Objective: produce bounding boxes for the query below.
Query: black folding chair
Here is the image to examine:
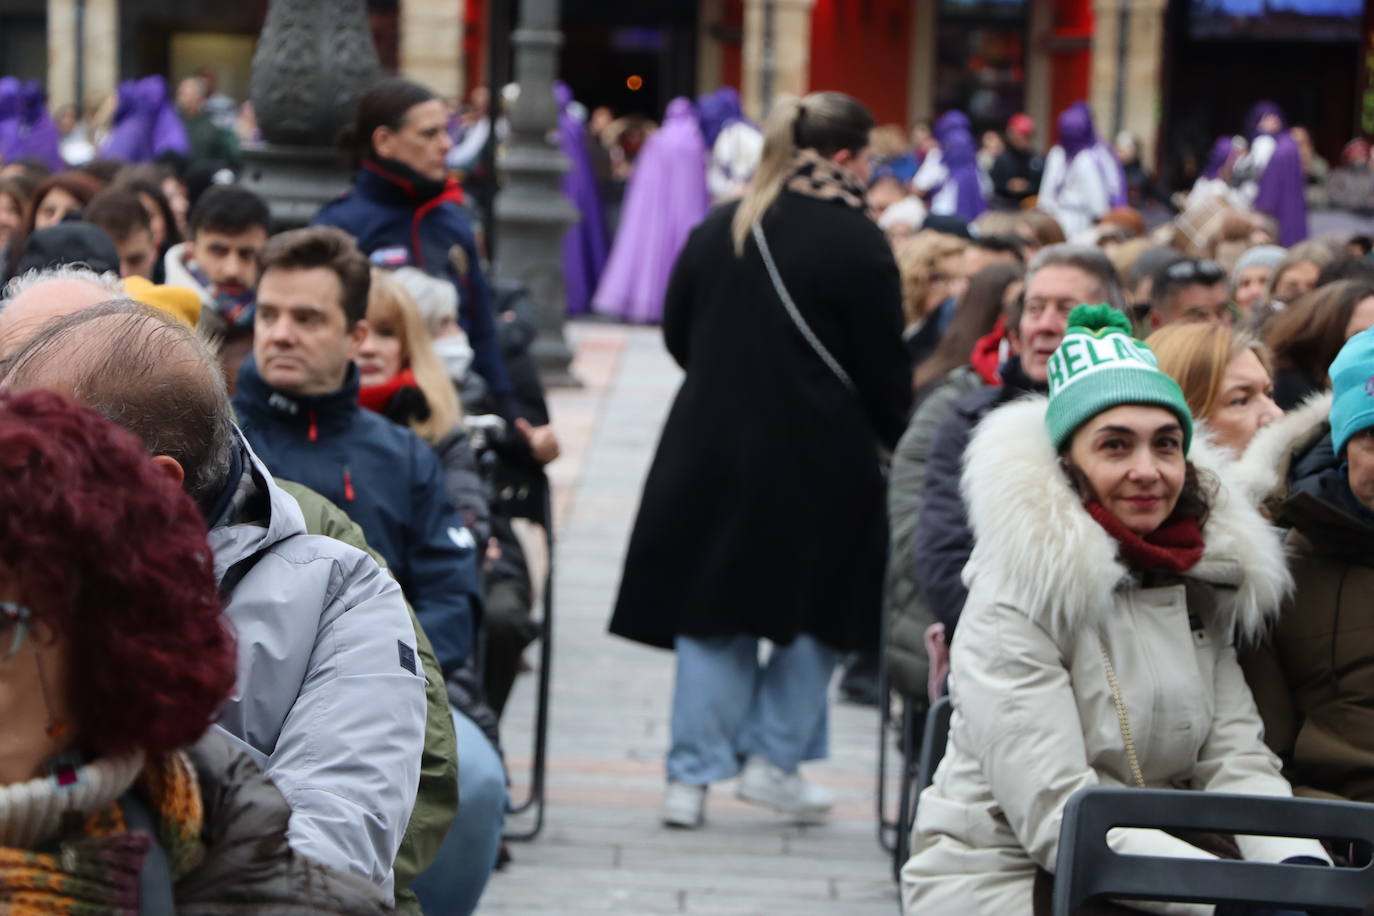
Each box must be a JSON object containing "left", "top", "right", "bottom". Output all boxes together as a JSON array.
[
  {"left": 1054, "top": 787, "right": 1374, "bottom": 915},
  {"left": 503, "top": 480, "right": 554, "bottom": 842}
]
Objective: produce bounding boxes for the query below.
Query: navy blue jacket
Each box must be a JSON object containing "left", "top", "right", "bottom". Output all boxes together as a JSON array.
[
  {"left": 313, "top": 162, "right": 513, "bottom": 407},
  {"left": 233, "top": 357, "right": 480, "bottom": 675},
  {"left": 912, "top": 358, "right": 1042, "bottom": 636}
]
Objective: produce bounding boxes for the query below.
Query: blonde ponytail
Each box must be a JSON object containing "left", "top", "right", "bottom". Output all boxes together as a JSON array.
[
  {"left": 729, "top": 92, "right": 876, "bottom": 256},
  {"left": 731, "top": 95, "right": 805, "bottom": 256}
]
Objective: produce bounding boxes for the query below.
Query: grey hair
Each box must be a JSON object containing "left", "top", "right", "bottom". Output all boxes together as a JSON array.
[
  {"left": 392, "top": 265, "right": 458, "bottom": 335},
  {"left": 1025, "top": 243, "right": 1128, "bottom": 312},
  {"left": 0, "top": 299, "right": 237, "bottom": 514},
  {"left": 1, "top": 266, "right": 121, "bottom": 309}
]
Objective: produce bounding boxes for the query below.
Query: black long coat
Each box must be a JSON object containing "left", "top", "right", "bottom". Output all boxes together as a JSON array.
[{"left": 609, "top": 192, "right": 912, "bottom": 653}]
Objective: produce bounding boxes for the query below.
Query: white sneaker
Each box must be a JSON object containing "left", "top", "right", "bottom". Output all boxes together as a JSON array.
[
  {"left": 736, "top": 757, "right": 834, "bottom": 818},
  {"left": 661, "top": 781, "right": 707, "bottom": 828}
]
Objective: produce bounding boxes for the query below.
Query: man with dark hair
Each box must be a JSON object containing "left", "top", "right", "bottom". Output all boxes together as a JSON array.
[
  {"left": 990, "top": 113, "right": 1043, "bottom": 208},
  {"left": 163, "top": 183, "right": 272, "bottom": 383},
  {"left": 82, "top": 188, "right": 155, "bottom": 279},
  {"left": 1149, "top": 256, "right": 1232, "bottom": 330},
  {"left": 0, "top": 297, "right": 432, "bottom": 904},
  {"left": 232, "top": 226, "right": 506, "bottom": 911}
]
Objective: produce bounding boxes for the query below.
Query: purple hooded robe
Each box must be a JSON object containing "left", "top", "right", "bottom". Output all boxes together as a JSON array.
[
  {"left": 1247, "top": 101, "right": 1307, "bottom": 247},
  {"left": 1067, "top": 101, "right": 1127, "bottom": 207},
  {"left": 100, "top": 76, "right": 188, "bottom": 163},
  {"left": 0, "top": 78, "right": 22, "bottom": 164},
  {"left": 698, "top": 87, "right": 750, "bottom": 148},
  {"left": 17, "top": 82, "right": 63, "bottom": 171},
  {"left": 592, "top": 97, "right": 709, "bottom": 324},
  {"left": 554, "top": 81, "right": 609, "bottom": 316},
  {"left": 937, "top": 131, "right": 987, "bottom": 221}
]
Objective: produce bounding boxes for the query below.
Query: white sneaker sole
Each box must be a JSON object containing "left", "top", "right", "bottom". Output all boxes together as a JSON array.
[{"left": 736, "top": 782, "right": 833, "bottom": 819}]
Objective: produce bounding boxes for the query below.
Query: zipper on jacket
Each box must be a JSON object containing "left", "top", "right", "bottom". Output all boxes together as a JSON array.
[
  {"left": 308, "top": 411, "right": 319, "bottom": 442},
  {"left": 343, "top": 466, "right": 356, "bottom": 503}
]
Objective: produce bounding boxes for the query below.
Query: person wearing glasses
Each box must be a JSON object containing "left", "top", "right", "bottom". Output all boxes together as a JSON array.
[
  {"left": 0, "top": 389, "right": 387, "bottom": 913},
  {"left": 1147, "top": 257, "right": 1233, "bottom": 331}
]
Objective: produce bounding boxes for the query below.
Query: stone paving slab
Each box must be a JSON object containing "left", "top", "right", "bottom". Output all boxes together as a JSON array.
[{"left": 480, "top": 322, "right": 901, "bottom": 915}]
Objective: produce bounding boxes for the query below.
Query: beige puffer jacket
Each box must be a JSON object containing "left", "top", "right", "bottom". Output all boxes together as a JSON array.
[{"left": 900, "top": 396, "right": 1328, "bottom": 916}]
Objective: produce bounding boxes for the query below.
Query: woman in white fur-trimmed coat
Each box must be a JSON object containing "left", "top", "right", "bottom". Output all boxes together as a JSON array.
[{"left": 900, "top": 305, "right": 1328, "bottom": 915}]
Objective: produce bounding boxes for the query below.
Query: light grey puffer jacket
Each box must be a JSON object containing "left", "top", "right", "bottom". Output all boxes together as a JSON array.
[{"left": 209, "top": 438, "right": 428, "bottom": 901}]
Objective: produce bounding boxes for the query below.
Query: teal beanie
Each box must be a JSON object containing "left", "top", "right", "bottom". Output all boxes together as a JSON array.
[
  {"left": 1044, "top": 304, "right": 1194, "bottom": 452},
  {"left": 1329, "top": 325, "right": 1374, "bottom": 457}
]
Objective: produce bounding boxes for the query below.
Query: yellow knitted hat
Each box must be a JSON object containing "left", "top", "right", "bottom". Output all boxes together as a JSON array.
[{"left": 122, "top": 276, "right": 202, "bottom": 328}]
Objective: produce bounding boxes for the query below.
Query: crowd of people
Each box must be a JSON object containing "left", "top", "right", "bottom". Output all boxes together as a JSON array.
[
  {"left": 0, "top": 74, "right": 560, "bottom": 915},
  {"left": 7, "top": 57, "right": 1374, "bottom": 914},
  {"left": 605, "top": 85, "right": 1374, "bottom": 915}
]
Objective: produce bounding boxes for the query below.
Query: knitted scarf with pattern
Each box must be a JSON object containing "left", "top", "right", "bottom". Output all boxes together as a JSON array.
[
  {"left": 0, "top": 750, "right": 204, "bottom": 915},
  {"left": 784, "top": 148, "right": 868, "bottom": 212}
]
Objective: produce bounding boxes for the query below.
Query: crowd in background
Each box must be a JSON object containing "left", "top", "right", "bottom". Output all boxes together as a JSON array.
[{"left": 7, "top": 62, "right": 1374, "bottom": 915}]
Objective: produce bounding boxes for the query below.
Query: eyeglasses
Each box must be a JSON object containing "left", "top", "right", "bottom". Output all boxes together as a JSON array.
[
  {"left": 1163, "top": 258, "right": 1226, "bottom": 285},
  {"left": 0, "top": 602, "right": 31, "bottom": 662}
]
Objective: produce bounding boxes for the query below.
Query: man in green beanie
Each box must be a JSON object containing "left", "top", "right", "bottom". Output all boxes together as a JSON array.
[{"left": 1239, "top": 324, "right": 1374, "bottom": 803}]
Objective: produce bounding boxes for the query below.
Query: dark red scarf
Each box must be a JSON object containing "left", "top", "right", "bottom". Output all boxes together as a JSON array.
[
  {"left": 358, "top": 368, "right": 418, "bottom": 414},
  {"left": 1086, "top": 502, "right": 1205, "bottom": 574}
]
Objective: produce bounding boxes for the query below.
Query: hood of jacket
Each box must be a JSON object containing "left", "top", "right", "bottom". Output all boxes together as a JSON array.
[
  {"left": 959, "top": 395, "right": 1291, "bottom": 642},
  {"left": 162, "top": 242, "right": 211, "bottom": 305},
  {"left": 206, "top": 434, "right": 308, "bottom": 580},
  {"left": 1229, "top": 390, "right": 1334, "bottom": 511}
]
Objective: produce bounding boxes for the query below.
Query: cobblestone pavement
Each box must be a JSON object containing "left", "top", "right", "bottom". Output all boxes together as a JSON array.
[{"left": 480, "top": 322, "right": 901, "bottom": 915}]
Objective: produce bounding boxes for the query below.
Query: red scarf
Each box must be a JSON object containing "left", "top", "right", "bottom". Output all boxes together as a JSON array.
[
  {"left": 358, "top": 368, "right": 418, "bottom": 414},
  {"left": 1086, "top": 501, "right": 1205, "bottom": 574},
  {"left": 969, "top": 316, "right": 1005, "bottom": 385}
]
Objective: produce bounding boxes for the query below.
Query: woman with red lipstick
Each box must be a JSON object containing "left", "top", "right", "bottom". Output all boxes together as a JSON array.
[{"left": 902, "top": 305, "right": 1327, "bottom": 914}]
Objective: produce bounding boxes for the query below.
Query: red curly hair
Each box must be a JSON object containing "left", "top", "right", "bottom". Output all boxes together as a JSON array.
[{"left": 0, "top": 390, "right": 236, "bottom": 757}]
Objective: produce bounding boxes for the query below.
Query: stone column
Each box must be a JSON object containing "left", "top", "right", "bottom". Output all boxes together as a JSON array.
[
  {"left": 492, "top": 0, "right": 579, "bottom": 387},
  {"left": 1089, "top": 0, "right": 1167, "bottom": 171},
  {"left": 741, "top": 0, "right": 815, "bottom": 121},
  {"left": 239, "top": 0, "right": 381, "bottom": 228},
  {"left": 46, "top": 0, "right": 118, "bottom": 112},
  {"left": 906, "top": 0, "right": 936, "bottom": 123},
  {"left": 399, "top": 0, "right": 465, "bottom": 102},
  {"left": 696, "top": 0, "right": 725, "bottom": 97}
]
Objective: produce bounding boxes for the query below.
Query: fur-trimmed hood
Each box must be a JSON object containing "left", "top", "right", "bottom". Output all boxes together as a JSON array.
[
  {"left": 1229, "top": 390, "right": 1333, "bottom": 510},
  {"left": 959, "top": 395, "right": 1292, "bottom": 642}
]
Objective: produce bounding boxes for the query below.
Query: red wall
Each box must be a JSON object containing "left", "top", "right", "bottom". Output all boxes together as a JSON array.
[
  {"left": 807, "top": 0, "right": 911, "bottom": 126},
  {"left": 1047, "top": 0, "right": 1094, "bottom": 142}
]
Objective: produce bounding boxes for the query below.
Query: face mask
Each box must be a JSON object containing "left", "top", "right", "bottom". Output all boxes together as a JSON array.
[{"left": 433, "top": 335, "right": 474, "bottom": 383}]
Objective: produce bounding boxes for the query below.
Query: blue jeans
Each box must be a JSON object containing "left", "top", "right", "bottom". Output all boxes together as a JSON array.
[
  {"left": 412, "top": 708, "right": 507, "bottom": 916},
  {"left": 667, "top": 634, "right": 842, "bottom": 785}
]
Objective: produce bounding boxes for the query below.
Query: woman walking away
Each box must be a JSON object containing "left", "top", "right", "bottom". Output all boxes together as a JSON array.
[
  {"left": 902, "top": 305, "right": 1328, "bottom": 914},
  {"left": 609, "top": 92, "right": 911, "bottom": 829}
]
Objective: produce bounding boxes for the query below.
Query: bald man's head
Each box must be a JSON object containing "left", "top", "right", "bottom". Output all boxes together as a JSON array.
[
  {"left": 2, "top": 300, "right": 237, "bottom": 513},
  {"left": 0, "top": 269, "right": 121, "bottom": 356}
]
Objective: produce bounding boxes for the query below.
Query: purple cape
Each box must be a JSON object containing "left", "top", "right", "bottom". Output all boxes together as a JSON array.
[
  {"left": 18, "top": 81, "right": 63, "bottom": 171},
  {"left": 554, "top": 81, "right": 609, "bottom": 316},
  {"left": 592, "top": 97, "right": 709, "bottom": 324},
  {"left": 100, "top": 75, "right": 187, "bottom": 163},
  {"left": 938, "top": 131, "right": 987, "bottom": 222},
  {"left": 0, "top": 78, "right": 21, "bottom": 164},
  {"left": 1255, "top": 132, "right": 1309, "bottom": 247}
]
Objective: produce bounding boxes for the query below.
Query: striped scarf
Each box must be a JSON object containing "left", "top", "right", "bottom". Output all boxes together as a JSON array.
[{"left": 0, "top": 751, "right": 204, "bottom": 915}]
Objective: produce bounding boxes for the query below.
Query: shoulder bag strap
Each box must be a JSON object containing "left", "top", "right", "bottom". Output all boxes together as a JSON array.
[{"left": 752, "top": 222, "right": 858, "bottom": 395}]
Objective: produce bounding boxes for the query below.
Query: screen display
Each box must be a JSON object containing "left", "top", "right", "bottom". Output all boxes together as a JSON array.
[{"left": 1191, "top": 0, "right": 1363, "bottom": 42}]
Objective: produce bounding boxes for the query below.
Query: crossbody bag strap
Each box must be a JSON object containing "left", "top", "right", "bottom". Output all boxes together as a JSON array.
[{"left": 752, "top": 222, "right": 858, "bottom": 395}]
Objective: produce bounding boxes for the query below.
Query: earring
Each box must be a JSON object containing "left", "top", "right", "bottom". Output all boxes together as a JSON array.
[{"left": 33, "top": 651, "right": 67, "bottom": 741}]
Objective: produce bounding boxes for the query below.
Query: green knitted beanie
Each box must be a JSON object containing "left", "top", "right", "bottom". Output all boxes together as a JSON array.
[{"left": 1044, "top": 304, "right": 1194, "bottom": 452}]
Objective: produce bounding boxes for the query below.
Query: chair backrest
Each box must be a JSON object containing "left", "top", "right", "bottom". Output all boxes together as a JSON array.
[
  {"left": 1053, "top": 787, "right": 1374, "bottom": 915},
  {"left": 915, "top": 695, "right": 952, "bottom": 798}
]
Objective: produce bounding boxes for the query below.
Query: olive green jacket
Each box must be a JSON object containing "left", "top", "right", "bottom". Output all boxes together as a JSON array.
[{"left": 277, "top": 480, "right": 458, "bottom": 916}]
